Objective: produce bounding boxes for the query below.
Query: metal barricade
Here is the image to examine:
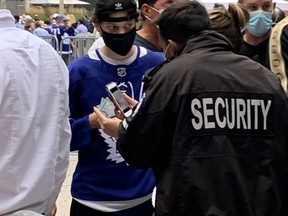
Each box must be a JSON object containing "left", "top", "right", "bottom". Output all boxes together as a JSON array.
[
  {"left": 38, "top": 35, "right": 59, "bottom": 51},
  {"left": 59, "top": 34, "right": 99, "bottom": 65}
]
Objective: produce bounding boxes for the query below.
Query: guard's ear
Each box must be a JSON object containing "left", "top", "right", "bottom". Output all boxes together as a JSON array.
[
  {"left": 141, "top": 3, "right": 152, "bottom": 19},
  {"left": 168, "top": 39, "right": 179, "bottom": 55},
  {"left": 164, "top": 39, "right": 179, "bottom": 59}
]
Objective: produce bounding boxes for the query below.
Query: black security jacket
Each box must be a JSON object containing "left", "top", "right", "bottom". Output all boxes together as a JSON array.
[{"left": 117, "top": 31, "right": 288, "bottom": 216}]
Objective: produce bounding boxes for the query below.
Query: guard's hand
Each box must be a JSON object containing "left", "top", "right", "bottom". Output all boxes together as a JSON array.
[
  {"left": 114, "top": 94, "right": 138, "bottom": 119},
  {"left": 94, "top": 107, "right": 121, "bottom": 138},
  {"left": 123, "top": 93, "right": 138, "bottom": 108}
]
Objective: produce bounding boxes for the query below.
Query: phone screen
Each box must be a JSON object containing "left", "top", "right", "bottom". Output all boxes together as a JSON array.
[
  {"left": 110, "top": 86, "right": 130, "bottom": 112},
  {"left": 106, "top": 82, "right": 132, "bottom": 117}
]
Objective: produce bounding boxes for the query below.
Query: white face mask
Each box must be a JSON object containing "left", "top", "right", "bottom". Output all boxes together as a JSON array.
[
  {"left": 150, "top": 6, "right": 164, "bottom": 14},
  {"left": 163, "top": 42, "right": 171, "bottom": 59},
  {"left": 144, "top": 6, "right": 164, "bottom": 23}
]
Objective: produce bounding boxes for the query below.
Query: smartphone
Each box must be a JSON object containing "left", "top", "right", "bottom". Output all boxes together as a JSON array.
[{"left": 105, "top": 82, "right": 132, "bottom": 118}]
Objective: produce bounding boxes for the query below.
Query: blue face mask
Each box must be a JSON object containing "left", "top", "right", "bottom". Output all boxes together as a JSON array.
[{"left": 246, "top": 10, "right": 273, "bottom": 36}]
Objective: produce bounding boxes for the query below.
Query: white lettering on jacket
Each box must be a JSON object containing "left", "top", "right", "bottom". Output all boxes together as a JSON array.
[{"left": 191, "top": 97, "right": 271, "bottom": 130}]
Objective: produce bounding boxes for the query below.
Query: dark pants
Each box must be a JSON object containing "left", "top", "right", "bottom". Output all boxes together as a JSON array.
[
  {"left": 70, "top": 199, "right": 154, "bottom": 216},
  {"left": 61, "top": 54, "right": 70, "bottom": 65}
]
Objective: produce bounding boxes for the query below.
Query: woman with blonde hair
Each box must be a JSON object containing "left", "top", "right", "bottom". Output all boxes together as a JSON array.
[{"left": 209, "top": 3, "right": 249, "bottom": 53}]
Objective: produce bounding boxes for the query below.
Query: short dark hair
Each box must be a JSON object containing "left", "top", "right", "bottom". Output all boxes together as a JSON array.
[
  {"left": 34, "top": 21, "right": 41, "bottom": 28},
  {"left": 138, "top": 0, "right": 157, "bottom": 9},
  {"left": 157, "top": 1, "right": 211, "bottom": 43},
  {"left": 138, "top": 0, "right": 158, "bottom": 21},
  {"left": 44, "top": 19, "right": 51, "bottom": 25},
  {"left": 14, "top": 15, "right": 20, "bottom": 21}
]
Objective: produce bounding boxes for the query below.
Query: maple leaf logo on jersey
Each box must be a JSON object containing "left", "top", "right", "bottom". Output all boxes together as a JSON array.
[{"left": 99, "top": 129, "right": 124, "bottom": 163}]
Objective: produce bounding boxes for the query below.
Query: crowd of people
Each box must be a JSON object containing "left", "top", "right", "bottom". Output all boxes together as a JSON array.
[
  {"left": 1, "top": 0, "right": 288, "bottom": 215},
  {"left": 13, "top": 12, "right": 97, "bottom": 64},
  {"left": 14, "top": 13, "right": 93, "bottom": 35}
]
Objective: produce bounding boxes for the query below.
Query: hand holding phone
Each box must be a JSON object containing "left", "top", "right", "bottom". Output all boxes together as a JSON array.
[{"left": 105, "top": 82, "right": 132, "bottom": 118}]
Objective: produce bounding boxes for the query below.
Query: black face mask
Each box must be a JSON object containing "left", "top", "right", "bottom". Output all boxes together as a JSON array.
[{"left": 101, "top": 27, "right": 136, "bottom": 56}]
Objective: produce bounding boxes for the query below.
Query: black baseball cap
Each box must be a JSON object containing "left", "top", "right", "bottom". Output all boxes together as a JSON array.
[{"left": 95, "top": 0, "right": 139, "bottom": 22}]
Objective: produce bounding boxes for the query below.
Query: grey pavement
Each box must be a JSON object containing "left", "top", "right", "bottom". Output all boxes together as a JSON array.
[{"left": 56, "top": 152, "right": 78, "bottom": 216}]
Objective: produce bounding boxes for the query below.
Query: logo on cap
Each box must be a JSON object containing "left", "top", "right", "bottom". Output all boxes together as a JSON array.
[{"left": 115, "top": 3, "right": 123, "bottom": 10}]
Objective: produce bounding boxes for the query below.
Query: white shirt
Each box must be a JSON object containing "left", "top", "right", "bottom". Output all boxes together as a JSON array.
[
  {"left": 87, "top": 37, "right": 105, "bottom": 53},
  {"left": 33, "top": 27, "right": 50, "bottom": 37},
  {"left": 75, "top": 23, "right": 88, "bottom": 34},
  {"left": 0, "top": 9, "right": 71, "bottom": 215}
]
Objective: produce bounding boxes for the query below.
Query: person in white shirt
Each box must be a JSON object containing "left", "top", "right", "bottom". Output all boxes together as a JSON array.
[
  {"left": 33, "top": 21, "right": 50, "bottom": 37},
  {"left": 75, "top": 18, "right": 88, "bottom": 34},
  {"left": 0, "top": 9, "right": 71, "bottom": 216}
]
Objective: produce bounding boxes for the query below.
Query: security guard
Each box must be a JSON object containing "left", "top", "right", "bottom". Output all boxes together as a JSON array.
[{"left": 95, "top": 1, "right": 288, "bottom": 215}]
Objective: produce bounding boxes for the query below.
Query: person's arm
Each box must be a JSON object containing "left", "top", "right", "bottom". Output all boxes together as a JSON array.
[
  {"left": 69, "top": 113, "right": 101, "bottom": 151},
  {"left": 93, "top": 103, "right": 166, "bottom": 168},
  {"left": 92, "top": 93, "right": 138, "bottom": 138},
  {"left": 117, "top": 99, "right": 174, "bottom": 168},
  {"left": 68, "top": 64, "right": 102, "bottom": 151},
  {"left": 93, "top": 107, "right": 122, "bottom": 138},
  {"left": 117, "top": 65, "right": 180, "bottom": 167},
  {"left": 94, "top": 71, "right": 176, "bottom": 168},
  {"left": 46, "top": 54, "right": 71, "bottom": 215}
]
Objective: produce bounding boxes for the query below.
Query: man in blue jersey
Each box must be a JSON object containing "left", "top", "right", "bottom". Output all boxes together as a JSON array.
[
  {"left": 52, "top": 15, "right": 72, "bottom": 64},
  {"left": 88, "top": 0, "right": 178, "bottom": 52},
  {"left": 68, "top": 0, "right": 165, "bottom": 215}
]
